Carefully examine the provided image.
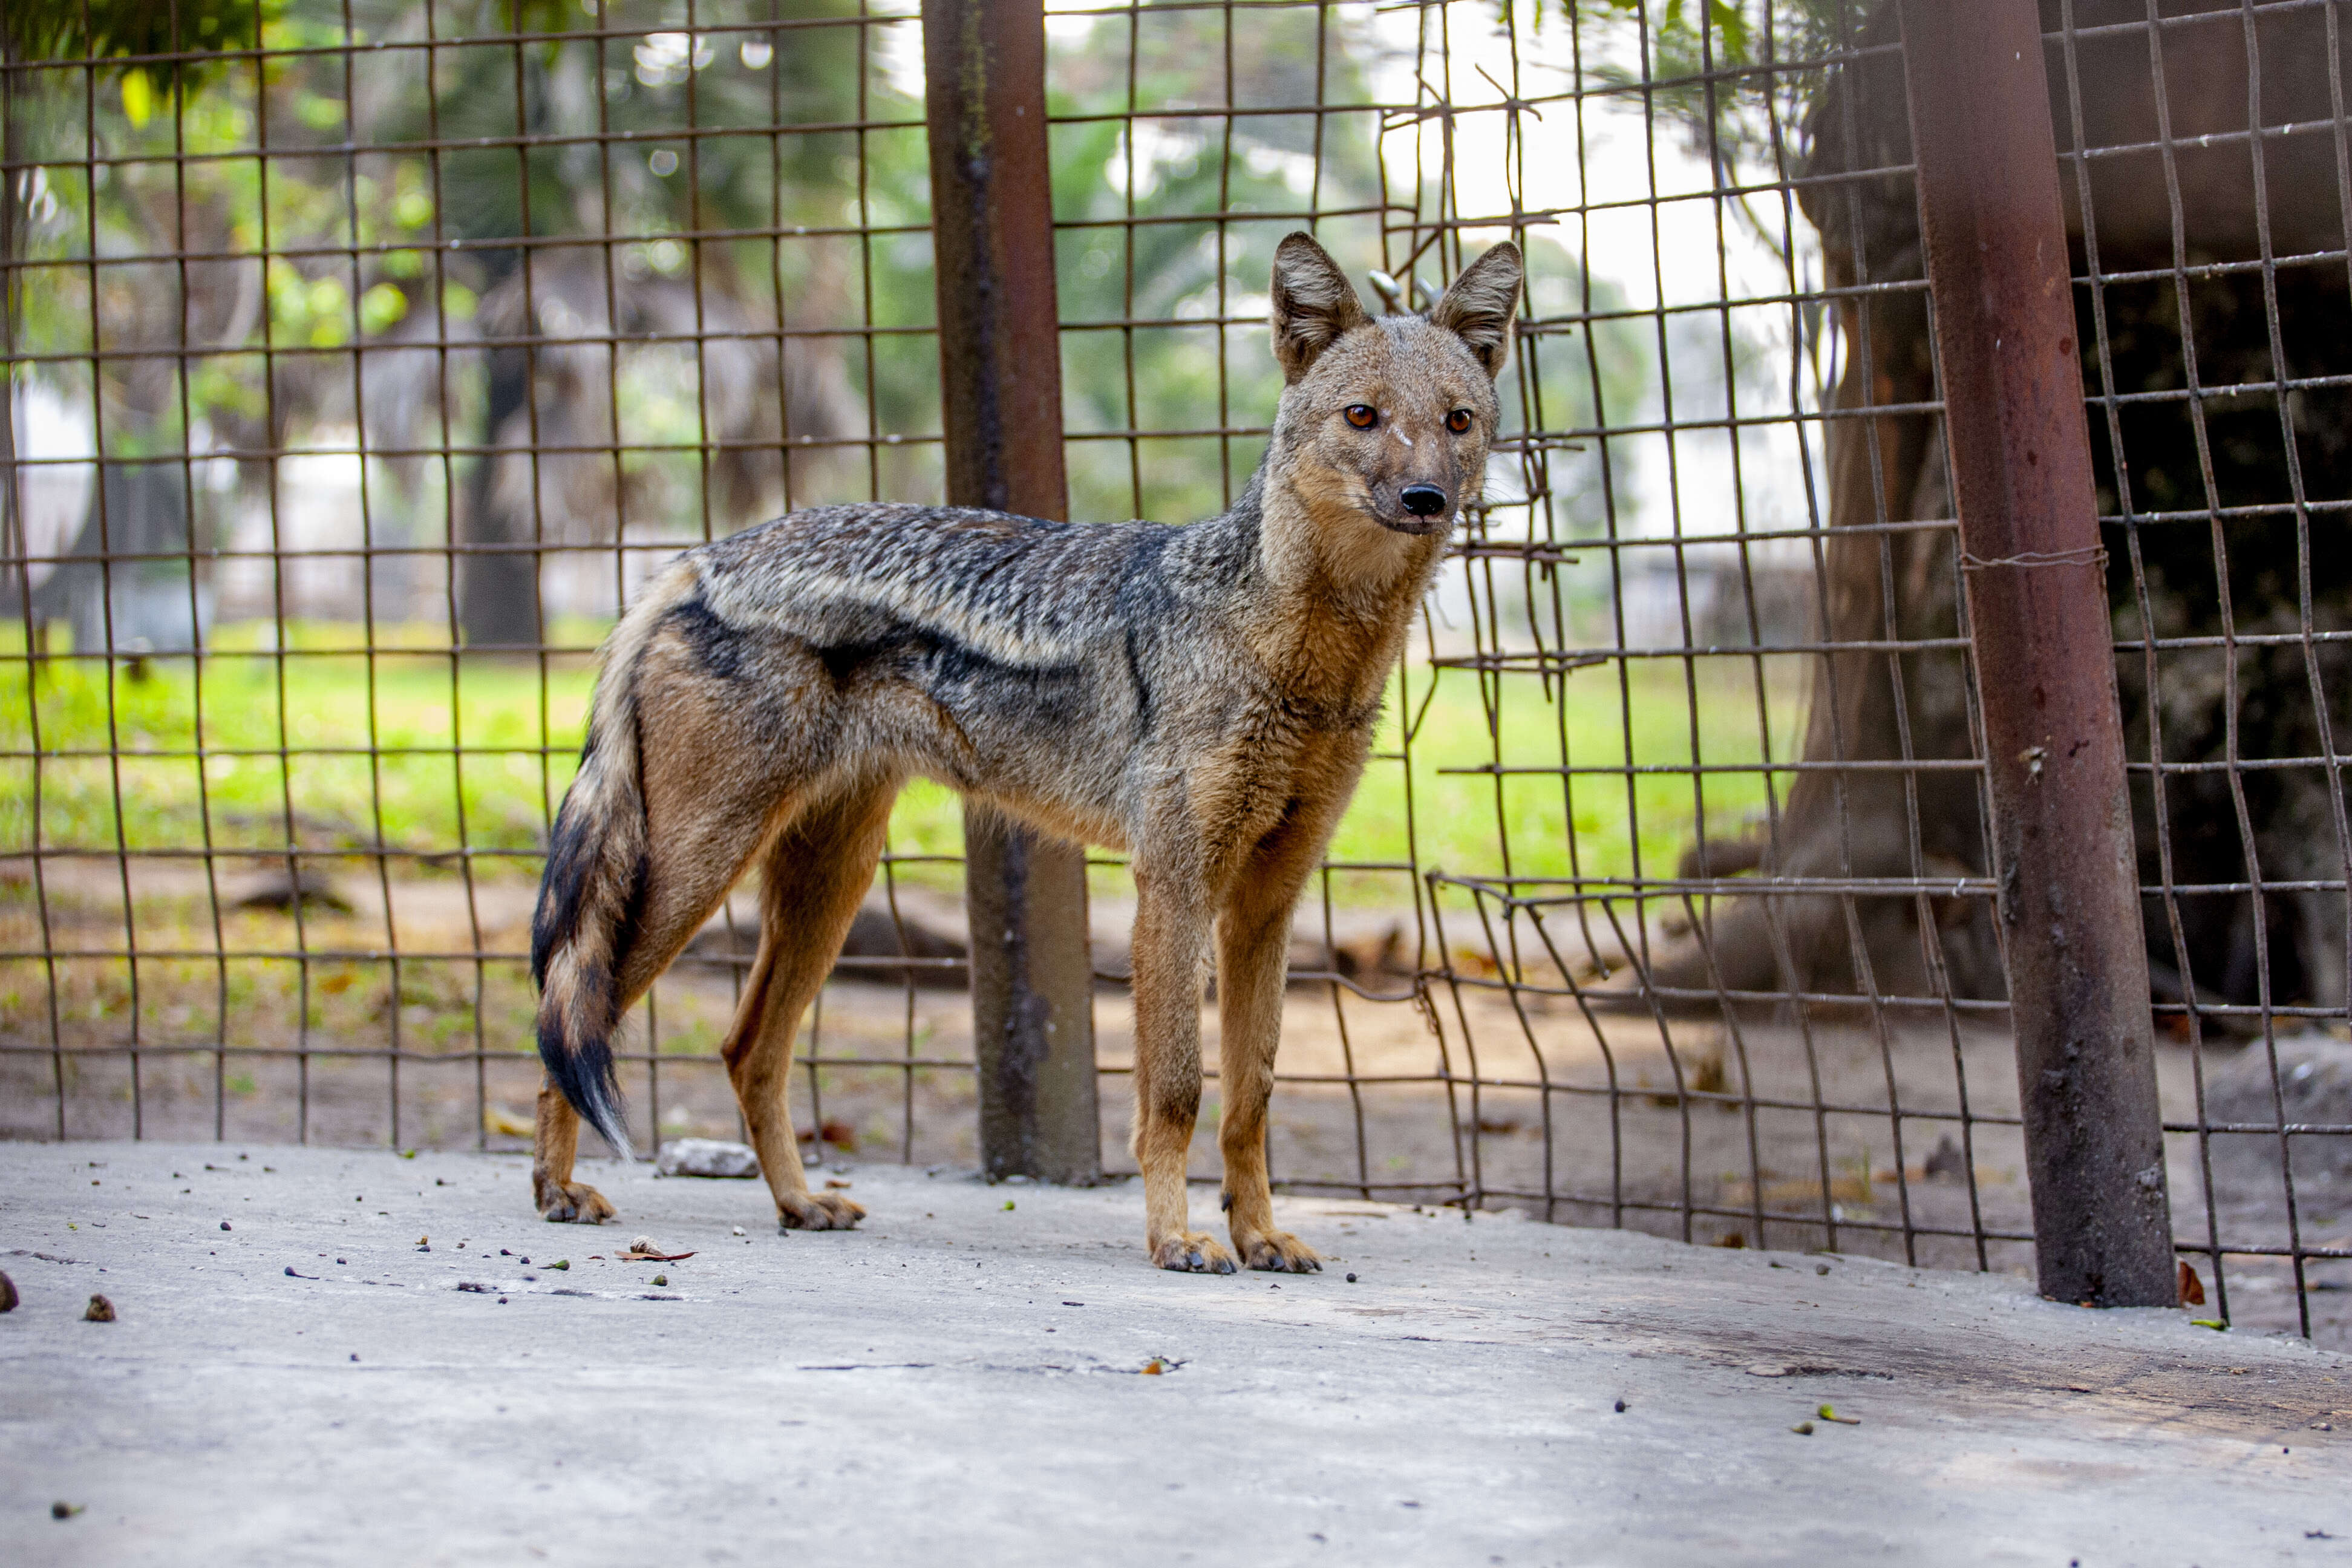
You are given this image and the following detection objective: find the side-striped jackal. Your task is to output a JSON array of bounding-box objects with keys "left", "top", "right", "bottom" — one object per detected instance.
[{"left": 529, "top": 232, "right": 1521, "bottom": 1272}]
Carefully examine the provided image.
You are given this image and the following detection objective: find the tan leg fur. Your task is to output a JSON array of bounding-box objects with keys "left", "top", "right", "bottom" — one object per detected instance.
[
  {"left": 1215, "top": 785, "right": 1350, "bottom": 1272},
  {"left": 1128, "top": 862, "right": 1233, "bottom": 1273},
  {"left": 532, "top": 1077, "right": 615, "bottom": 1223},
  {"left": 721, "top": 782, "right": 897, "bottom": 1230}
]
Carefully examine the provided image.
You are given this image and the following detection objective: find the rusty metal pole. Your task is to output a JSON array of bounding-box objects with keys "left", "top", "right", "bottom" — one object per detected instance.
[
  {"left": 921, "top": 0, "right": 1100, "bottom": 1184},
  {"left": 1897, "top": 0, "right": 2175, "bottom": 1305}
]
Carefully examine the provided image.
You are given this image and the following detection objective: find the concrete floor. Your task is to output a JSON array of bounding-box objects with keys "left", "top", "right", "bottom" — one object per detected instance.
[{"left": 4, "top": 1143, "right": 2347, "bottom": 1567}]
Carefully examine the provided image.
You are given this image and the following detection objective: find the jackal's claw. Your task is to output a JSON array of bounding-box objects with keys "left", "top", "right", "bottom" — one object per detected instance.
[
  {"left": 778, "top": 1192, "right": 865, "bottom": 1231},
  {"left": 538, "top": 1181, "right": 615, "bottom": 1225},
  {"left": 1153, "top": 1233, "right": 1238, "bottom": 1274},
  {"left": 1243, "top": 1232, "right": 1322, "bottom": 1273}
]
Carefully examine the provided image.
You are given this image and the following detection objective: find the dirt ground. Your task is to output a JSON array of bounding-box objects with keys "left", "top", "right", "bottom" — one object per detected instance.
[{"left": 5, "top": 864, "right": 2345, "bottom": 1346}]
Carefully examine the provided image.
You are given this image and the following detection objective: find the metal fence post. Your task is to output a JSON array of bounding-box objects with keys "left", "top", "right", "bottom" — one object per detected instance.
[
  {"left": 921, "top": 0, "right": 1101, "bottom": 1184},
  {"left": 1897, "top": 0, "right": 2176, "bottom": 1305}
]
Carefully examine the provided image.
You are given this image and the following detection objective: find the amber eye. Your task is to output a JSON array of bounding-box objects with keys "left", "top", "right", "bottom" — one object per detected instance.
[
  {"left": 1446, "top": 408, "right": 1473, "bottom": 434},
  {"left": 1344, "top": 404, "right": 1378, "bottom": 430}
]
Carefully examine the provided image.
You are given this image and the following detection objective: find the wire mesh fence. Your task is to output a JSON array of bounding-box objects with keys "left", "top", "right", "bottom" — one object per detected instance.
[{"left": 1, "top": 0, "right": 2345, "bottom": 1344}]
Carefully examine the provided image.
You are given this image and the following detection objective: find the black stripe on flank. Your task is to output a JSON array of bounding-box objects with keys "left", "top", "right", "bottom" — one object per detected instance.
[
  {"left": 667, "top": 592, "right": 748, "bottom": 681},
  {"left": 1125, "top": 626, "right": 1154, "bottom": 739}
]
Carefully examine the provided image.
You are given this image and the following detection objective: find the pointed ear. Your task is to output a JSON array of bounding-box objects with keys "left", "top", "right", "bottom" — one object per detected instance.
[
  {"left": 1269, "top": 232, "right": 1370, "bottom": 383},
  {"left": 1431, "top": 242, "right": 1523, "bottom": 377}
]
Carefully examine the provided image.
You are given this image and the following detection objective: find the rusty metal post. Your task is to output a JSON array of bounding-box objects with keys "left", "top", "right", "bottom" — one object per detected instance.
[
  {"left": 1897, "top": 0, "right": 2176, "bottom": 1305},
  {"left": 922, "top": 0, "right": 1100, "bottom": 1184}
]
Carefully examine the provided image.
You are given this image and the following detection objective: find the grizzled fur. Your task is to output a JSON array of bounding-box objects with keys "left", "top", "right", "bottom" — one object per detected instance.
[{"left": 529, "top": 232, "right": 1523, "bottom": 1267}]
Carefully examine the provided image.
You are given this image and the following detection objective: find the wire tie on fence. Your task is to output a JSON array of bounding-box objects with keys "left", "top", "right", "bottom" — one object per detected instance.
[{"left": 1958, "top": 545, "right": 2107, "bottom": 572}]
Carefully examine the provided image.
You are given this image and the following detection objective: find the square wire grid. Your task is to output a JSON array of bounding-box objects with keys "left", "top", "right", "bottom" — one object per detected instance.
[{"left": 1, "top": 0, "right": 2343, "bottom": 1342}]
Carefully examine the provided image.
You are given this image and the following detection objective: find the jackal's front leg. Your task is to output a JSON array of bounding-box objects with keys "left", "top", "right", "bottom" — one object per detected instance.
[
  {"left": 1129, "top": 870, "right": 1232, "bottom": 1273},
  {"left": 1215, "top": 811, "right": 1336, "bottom": 1273}
]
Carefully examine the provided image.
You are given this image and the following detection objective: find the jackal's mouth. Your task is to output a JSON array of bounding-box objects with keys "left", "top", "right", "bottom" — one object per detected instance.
[{"left": 1373, "top": 511, "right": 1453, "bottom": 537}]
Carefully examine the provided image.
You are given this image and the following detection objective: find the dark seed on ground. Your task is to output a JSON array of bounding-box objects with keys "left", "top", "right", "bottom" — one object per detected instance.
[
  {"left": 51, "top": 1501, "right": 82, "bottom": 1519},
  {"left": 1614, "top": 1400, "right": 1627, "bottom": 1413},
  {"left": 219, "top": 1221, "right": 231, "bottom": 1232},
  {"left": 1345, "top": 1273, "right": 1357, "bottom": 1283}
]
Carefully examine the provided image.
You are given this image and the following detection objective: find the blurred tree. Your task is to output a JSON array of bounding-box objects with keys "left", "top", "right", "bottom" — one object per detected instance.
[{"left": 1, "top": 0, "right": 266, "bottom": 655}]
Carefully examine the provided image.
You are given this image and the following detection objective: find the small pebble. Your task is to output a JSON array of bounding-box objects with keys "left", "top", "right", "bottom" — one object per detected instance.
[
  {"left": 730, "top": 1227, "right": 745, "bottom": 1238},
  {"left": 1345, "top": 1273, "right": 1357, "bottom": 1284},
  {"left": 83, "top": 1295, "right": 115, "bottom": 1323},
  {"left": 1815, "top": 1263, "right": 1830, "bottom": 1277},
  {"left": 219, "top": 1221, "right": 232, "bottom": 1232}
]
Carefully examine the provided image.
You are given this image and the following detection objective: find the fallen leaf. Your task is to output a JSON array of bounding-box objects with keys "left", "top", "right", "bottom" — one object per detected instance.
[
  {"left": 1789, "top": 1420, "right": 1814, "bottom": 1435},
  {"left": 1817, "top": 1404, "right": 1860, "bottom": 1425},
  {"left": 483, "top": 1105, "right": 535, "bottom": 1138},
  {"left": 2178, "top": 1260, "right": 2206, "bottom": 1306}
]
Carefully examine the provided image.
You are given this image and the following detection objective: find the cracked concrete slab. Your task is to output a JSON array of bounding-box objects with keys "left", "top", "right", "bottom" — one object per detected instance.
[{"left": 2, "top": 1142, "right": 2346, "bottom": 1566}]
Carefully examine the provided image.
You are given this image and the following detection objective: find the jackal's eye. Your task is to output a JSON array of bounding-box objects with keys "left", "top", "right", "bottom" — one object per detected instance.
[
  {"left": 1344, "top": 404, "right": 1379, "bottom": 430},
  {"left": 1446, "top": 408, "right": 1473, "bottom": 434}
]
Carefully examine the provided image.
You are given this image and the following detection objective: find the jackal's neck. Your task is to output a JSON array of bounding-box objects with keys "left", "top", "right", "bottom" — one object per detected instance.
[{"left": 1233, "top": 446, "right": 1446, "bottom": 705}]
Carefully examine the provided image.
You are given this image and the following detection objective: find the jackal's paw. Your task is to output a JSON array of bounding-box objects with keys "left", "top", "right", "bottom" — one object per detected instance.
[
  {"left": 1152, "top": 1232, "right": 1238, "bottom": 1274},
  {"left": 777, "top": 1192, "right": 865, "bottom": 1231},
  {"left": 538, "top": 1181, "right": 615, "bottom": 1225},
  {"left": 1241, "top": 1231, "right": 1322, "bottom": 1273}
]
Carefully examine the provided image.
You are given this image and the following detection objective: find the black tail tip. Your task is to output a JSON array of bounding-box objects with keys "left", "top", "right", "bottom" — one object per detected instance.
[{"left": 538, "top": 1024, "right": 636, "bottom": 1162}]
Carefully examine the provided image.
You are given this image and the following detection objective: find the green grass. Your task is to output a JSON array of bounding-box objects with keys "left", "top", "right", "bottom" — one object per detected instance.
[{"left": 0, "top": 621, "right": 1805, "bottom": 902}]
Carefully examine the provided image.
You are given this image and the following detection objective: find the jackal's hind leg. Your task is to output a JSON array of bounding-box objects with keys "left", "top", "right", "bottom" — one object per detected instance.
[
  {"left": 1130, "top": 869, "right": 1235, "bottom": 1273},
  {"left": 724, "top": 782, "right": 898, "bottom": 1232},
  {"left": 534, "top": 1076, "right": 616, "bottom": 1224}
]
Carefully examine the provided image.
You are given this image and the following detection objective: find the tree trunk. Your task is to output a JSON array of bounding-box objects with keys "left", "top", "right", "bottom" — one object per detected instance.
[
  {"left": 1651, "top": 0, "right": 2352, "bottom": 1023},
  {"left": 456, "top": 310, "right": 543, "bottom": 652}
]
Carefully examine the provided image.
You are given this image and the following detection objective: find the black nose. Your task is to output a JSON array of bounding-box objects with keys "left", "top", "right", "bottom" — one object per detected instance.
[{"left": 1400, "top": 485, "right": 1448, "bottom": 518}]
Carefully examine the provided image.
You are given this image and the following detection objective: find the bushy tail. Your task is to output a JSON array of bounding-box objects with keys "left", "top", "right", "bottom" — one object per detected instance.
[{"left": 529, "top": 564, "right": 695, "bottom": 1160}]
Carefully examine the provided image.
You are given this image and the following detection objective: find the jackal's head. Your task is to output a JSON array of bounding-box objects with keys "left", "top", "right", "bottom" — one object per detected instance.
[{"left": 1264, "top": 232, "right": 1522, "bottom": 544}]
